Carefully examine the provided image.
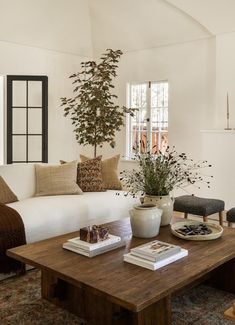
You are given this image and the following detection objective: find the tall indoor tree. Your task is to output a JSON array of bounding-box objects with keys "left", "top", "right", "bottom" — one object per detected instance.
[{"left": 61, "top": 49, "right": 134, "bottom": 157}]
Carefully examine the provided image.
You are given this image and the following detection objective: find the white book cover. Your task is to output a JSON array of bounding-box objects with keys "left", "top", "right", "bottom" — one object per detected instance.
[
  {"left": 63, "top": 240, "right": 126, "bottom": 258},
  {"left": 67, "top": 234, "right": 121, "bottom": 251},
  {"left": 130, "top": 240, "right": 181, "bottom": 262},
  {"left": 124, "top": 249, "right": 188, "bottom": 271},
  {"left": 63, "top": 243, "right": 90, "bottom": 257}
]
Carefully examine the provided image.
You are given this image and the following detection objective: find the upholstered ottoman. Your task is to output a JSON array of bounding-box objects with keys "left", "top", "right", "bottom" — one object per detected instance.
[
  {"left": 226, "top": 208, "right": 235, "bottom": 227},
  {"left": 174, "top": 195, "right": 225, "bottom": 226}
]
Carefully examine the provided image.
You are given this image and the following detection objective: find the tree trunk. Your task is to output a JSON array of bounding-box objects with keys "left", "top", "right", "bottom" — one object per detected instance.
[
  {"left": 94, "top": 144, "right": 97, "bottom": 158},
  {"left": 94, "top": 123, "right": 97, "bottom": 158}
]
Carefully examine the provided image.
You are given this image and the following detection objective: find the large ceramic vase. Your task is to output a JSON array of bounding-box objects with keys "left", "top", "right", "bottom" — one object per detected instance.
[
  {"left": 144, "top": 195, "right": 174, "bottom": 226},
  {"left": 129, "top": 204, "right": 162, "bottom": 238}
]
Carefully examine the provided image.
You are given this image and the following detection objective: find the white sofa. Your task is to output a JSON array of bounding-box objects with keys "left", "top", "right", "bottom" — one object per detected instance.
[{"left": 0, "top": 163, "right": 138, "bottom": 244}]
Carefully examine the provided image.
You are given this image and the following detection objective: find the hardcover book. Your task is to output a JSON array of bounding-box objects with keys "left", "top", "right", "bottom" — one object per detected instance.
[
  {"left": 130, "top": 240, "right": 181, "bottom": 262},
  {"left": 63, "top": 239, "right": 126, "bottom": 257},
  {"left": 124, "top": 249, "right": 188, "bottom": 271},
  {"left": 67, "top": 234, "right": 121, "bottom": 251}
]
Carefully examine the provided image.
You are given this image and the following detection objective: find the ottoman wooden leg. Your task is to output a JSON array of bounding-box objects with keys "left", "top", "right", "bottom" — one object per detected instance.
[
  {"left": 219, "top": 211, "right": 223, "bottom": 226},
  {"left": 228, "top": 222, "right": 232, "bottom": 227},
  {"left": 203, "top": 216, "right": 208, "bottom": 222},
  {"left": 184, "top": 213, "right": 188, "bottom": 219}
]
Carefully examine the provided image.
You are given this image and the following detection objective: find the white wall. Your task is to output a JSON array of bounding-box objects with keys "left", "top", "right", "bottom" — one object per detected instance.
[
  {"left": 200, "top": 130, "right": 235, "bottom": 209},
  {"left": 215, "top": 32, "right": 235, "bottom": 128},
  {"left": 0, "top": 40, "right": 90, "bottom": 163},
  {"left": 197, "top": 32, "right": 235, "bottom": 209}
]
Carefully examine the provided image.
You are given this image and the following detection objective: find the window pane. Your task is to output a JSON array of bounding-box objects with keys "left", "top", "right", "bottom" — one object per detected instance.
[
  {"left": 13, "top": 81, "right": 26, "bottom": 107},
  {"left": 132, "top": 129, "right": 138, "bottom": 153},
  {"left": 151, "top": 82, "right": 168, "bottom": 108},
  {"left": 161, "top": 132, "right": 168, "bottom": 152},
  {"left": 28, "top": 81, "right": 42, "bottom": 107},
  {"left": 28, "top": 108, "right": 42, "bottom": 134},
  {"left": 28, "top": 136, "right": 42, "bottom": 161},
  {"left": 13, "top": 135, "right": 26, "bottom": 161},
  {"left": 152, "top": 132, "right": 159, "bottom": 153},
  {"left": 140, "top": 131, "right": 147, "bottom": 153},
  {"left": 129, "top": 83, "right": 147, "bottom": 155},
  {"left": 13, "top": 108, "right": 26, "bottom": 134},
  {"left": 151, "top": 81, "right": 168, "bottom": 153},
  {"left": 131, "top": 84, "right": 147, "bottom": 109}
]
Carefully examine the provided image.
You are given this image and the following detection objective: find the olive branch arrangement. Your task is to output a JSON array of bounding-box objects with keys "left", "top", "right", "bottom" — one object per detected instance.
[{"left": 120, "top": 146, "right": 212, "bottom": 197}]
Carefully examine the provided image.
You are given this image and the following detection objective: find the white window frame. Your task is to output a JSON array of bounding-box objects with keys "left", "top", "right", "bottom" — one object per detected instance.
[{"left": 126, "top": 80, "right": 169, "bottom": 158}]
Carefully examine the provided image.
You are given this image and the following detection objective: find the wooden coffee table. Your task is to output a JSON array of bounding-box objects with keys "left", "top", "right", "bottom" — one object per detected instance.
[{"left": 7, "top": 218, "right": 235, "bottom": 325}]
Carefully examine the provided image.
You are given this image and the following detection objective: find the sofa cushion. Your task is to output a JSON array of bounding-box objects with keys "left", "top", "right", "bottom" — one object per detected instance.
[
  {"left": 35, "top": 161, "right": 83, "bottom": 196},
  {"left": 0, "top": 176, "right": 18, "bottom": 204},
  {"left": 8, "top": 191, "right": 138, "bottom": 243},
  {"left": 80, "top": 154, "right": 122, "bottom": 190},
  {"left": 77, "top": 156, "right": 104, "bottom": 192}
]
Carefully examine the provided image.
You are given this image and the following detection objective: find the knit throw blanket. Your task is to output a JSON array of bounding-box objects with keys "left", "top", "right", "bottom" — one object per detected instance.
[{"left": 0, "top": 204, "right": 26, "bottom": 274}]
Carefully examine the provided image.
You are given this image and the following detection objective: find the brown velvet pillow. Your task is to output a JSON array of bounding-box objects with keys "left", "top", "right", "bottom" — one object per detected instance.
[
  {"left": 80, "top": 154, "right": 122, "bottom": 190},
  {"left": 60, "top": 157, "right": 104, "bottom": 192},
  {"left": 0, "top": 176, "right": 18, "bottom": 204},
  {"left": 77, "top": 156, "right": 104, "bottom": 192}
]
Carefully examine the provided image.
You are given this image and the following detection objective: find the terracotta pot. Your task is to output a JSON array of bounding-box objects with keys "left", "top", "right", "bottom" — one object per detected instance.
[
  {"left": 144, "top": 195, "right": 174, "bottom": 226},
  {"left": 129, "top": 203, "right": 162, "bottom": 238}
]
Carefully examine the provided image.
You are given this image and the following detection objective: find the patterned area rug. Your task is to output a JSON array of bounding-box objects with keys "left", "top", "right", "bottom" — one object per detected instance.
[{"left": 0, "top": 269, "right": 234, "bottom": 325}]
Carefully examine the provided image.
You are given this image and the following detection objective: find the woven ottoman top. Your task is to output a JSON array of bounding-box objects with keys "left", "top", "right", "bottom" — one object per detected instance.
[{"left": 174, "top": 195, "right": 225, "bottom": 217}]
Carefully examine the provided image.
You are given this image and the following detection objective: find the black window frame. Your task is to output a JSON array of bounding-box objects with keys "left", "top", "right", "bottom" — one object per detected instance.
[{"left": 7, "top": 75, "right": 48, "bottom": 164}]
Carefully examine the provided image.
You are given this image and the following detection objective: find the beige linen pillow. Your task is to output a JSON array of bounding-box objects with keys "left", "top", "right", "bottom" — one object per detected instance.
[
  {"left": 80, "top": 154, "right": 122, "bottom": 190},
  {"left": 35, "top": 161, "right": 83, "bottom": 196},
  {"left": 0, "top": 176, "right": 18, "bottom": 204}
]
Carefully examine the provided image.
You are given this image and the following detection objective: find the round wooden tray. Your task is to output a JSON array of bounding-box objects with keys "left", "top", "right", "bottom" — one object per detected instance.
[{"left": 171, "top": 220, "right": 223, "bottom": 241}]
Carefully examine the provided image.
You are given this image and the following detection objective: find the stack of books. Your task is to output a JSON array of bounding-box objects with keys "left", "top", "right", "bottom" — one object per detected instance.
[
  {"left": 124, "top": 240, "right": 188, "bottom": 270},
  {"left": 63, "top": 234, "right": 125, "bottom": 257}
]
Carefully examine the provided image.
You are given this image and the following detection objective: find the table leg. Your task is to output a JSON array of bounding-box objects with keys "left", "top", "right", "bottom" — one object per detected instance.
[
  {"left": 132, "top": 296, "right": 172, "bottom": 325},
  {"left": 208, "top": 258, "right": 235, "bottom": 293},
  {"left": 41, "top": 270, "right": 172, "bottom": 325}
]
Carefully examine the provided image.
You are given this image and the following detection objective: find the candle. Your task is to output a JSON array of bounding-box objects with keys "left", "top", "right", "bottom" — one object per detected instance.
[
  {"left": 225, "top": 92, "right": 231, "bottom": 129},
  {"left": 227, "top": 92, "right": 229, "bottom": 119}
]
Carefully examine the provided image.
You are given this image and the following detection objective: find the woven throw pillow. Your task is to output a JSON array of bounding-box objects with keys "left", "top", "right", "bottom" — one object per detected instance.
[
  {"left": 80, "top": 154, "right": 122, "bottom": 190},
  {"left": 77, "top": 156, "right": 104, "bottom": 192},
  {"left": 35, "top": 161, "right": 83, "bottom": 197},
  {"left": 0, "top": 176, "right": 18, "bottom": 204}
]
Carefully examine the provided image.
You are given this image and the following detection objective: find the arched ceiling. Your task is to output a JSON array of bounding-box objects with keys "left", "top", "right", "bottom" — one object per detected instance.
[
  {"left": 0, "top": 0, "right": 93, "bottom": 57},
  {"left": 166, "top": 0, "right": 235, "bottom": 35},
  {"left": 88, "top": 0, "right": 211, "bottom": 55},
  {"left": 0, "top": 0, "right": 235, "bottom": 57}
]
